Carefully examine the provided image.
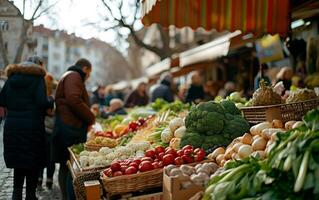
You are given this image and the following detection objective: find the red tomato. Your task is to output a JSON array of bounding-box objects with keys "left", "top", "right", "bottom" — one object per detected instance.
[
  {"left": 141, "top": 157, "right": 153, "bottom": 163},
  {"left": 129, "top": 162, "right": 138, "bottom": 169},
  {"left": 113, "top": 171, "right": 123, "bottom": 176},
  {"left": 110, "top": 162, "right": 121, "bottom": 172},
  {"left": 165, "top": 148, "right": 177, "bottom": 157},
  {"left": 105, "top": 133, "right": 113, "bottom": 138},
  {"left": 155, "top": 146, "right": 165, "bottom": 155},
  {"left": 158, "top": 152, "right": 165, "bottom": 161},
  {"left": 138, "top": 118, "right": 146, "bottom": 125},
  {"left": 139, "top": 161, "right": 154, "bottom": 172},
  {"left": 183, "top": 149, "right": 193, "bottom": 156},
  {"left": 133, "top": 159, "right": 141, "bottom": 165},
  {"left": 125, "top": 166, "right": 138, "bottom": 175},
  {"left": 194, "top": 155, "right": 204, "bottom": 162},
  {"left": 129, "top": 122, "right": 138, "bottom": 131},
  {"left": 194, "top": 148, "right": 206, "bottom": 158},
  {"left": 103, "top": 168, "right": 113, "bottom": 177},
  {"left": 145, "top": 149, "right": 156, "bottom": 159},
  {"left": 120, "top": 165, "right": 128, "bottom": 173},
  {"left": 154, "top": 158, "right": 159, "bottom": 162},
  {"left": 182, "top": 155, "right": 193, "bottom": 164},
  {"left": 158, "top": 161, "right": 164, "bottom": 168},
  {"left": 162, "top": 154, "right": 174, "bottom": 166},
  {"left": 152, "top": 162, "right": 161, "bottom": 169},
  {"left": 174, "top": 157, "right": 184, "bottom": 165},
  {"left": 177, "top": 150, "right": 184, "bottom": 157},
  {"left": 182, "top": 145, "right": 194, "bottom": 151}
]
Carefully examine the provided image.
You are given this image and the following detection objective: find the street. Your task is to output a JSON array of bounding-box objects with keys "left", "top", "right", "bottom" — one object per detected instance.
[{"left": 0, "top": 124, "right": 61, "bottom": 200}]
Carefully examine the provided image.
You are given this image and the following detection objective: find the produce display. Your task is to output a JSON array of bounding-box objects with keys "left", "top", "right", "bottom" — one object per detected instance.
[
  {"left": 165, "top": 162, "right": 219, "bottom": 187},
  {"left": 181, "top": 100, "right": 250, "bottom": 151},
  {"left": 203, "top": 109, "right": 319, "bottom": 200},
  {"left": 79, "top": 142, "right": 151, "bottom": 168},
  {"left": 286, "top": 88, "right": 318, "bottom": 103},
  {"left": 251, "top": 80, "right": 282, "bottom": 106},
  {"left": 101, "top": 145, "right": 206, "bottom": 177}
]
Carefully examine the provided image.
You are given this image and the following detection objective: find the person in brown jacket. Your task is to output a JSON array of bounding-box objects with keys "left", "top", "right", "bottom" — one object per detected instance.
[{"left": 53, "top": 58, "right": 95, "bottom": 200}]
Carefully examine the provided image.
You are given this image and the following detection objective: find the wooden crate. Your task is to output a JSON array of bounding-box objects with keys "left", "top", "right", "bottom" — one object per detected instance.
[{"left": 163, "top": 171, "right": 204, "bottom": 200}]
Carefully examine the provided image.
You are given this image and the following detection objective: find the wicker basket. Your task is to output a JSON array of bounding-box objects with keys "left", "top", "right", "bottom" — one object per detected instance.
[
  {"left": 241, "top": 99, "right": 319, "bottom": 124},
  {"left": 84, "top": 143, "right": 105, "bottom": 151},
  {"left": 101, "top": 168, "right": 164, "bottom": 196},
  {"left": 68, "top": 147, "right": 106, "bottom": 175}
]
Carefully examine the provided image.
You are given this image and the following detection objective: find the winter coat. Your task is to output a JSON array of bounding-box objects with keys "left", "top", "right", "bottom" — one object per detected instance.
[
  {"left": 0, "top": 62, "right": 53, "bottom": 169},
  {"left": 151, "top": 80, "right": 174, "bottom": 103},
  {"left": 185, "top": 84, "right": 205, "bottom": 103},
  {"left": 55, "top": 66, "right": 95, "bottom": 129},
  {"left": 125, "top": 90, "right": 149, "bottom": 108},
  {"left": 101, "top": 107, "right": 127, "bottom": 119},
  {"left": 53, "top": 65, "right": 95, "bottom": 163}
]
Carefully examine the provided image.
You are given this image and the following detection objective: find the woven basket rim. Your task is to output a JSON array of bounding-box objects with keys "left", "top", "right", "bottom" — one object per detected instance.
[
  {"left": 100, "top": 168, "right": 163, "bottom": 181},
  {"left": 241, "top": 98, "right": 319, "bottom": 110}
]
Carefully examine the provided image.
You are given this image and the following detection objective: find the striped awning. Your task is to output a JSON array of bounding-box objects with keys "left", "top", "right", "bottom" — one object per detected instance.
[{"left": 142, "top": 0, "right": 290, "bottom": 35}]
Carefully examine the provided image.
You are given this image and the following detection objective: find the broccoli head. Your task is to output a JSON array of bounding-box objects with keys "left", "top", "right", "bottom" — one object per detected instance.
[
  {"left": 180, "top": 131, "right": 204, "bottom": 149},
  {"left": 201, "top": 135, "right": 230, "bottom": 151},
  {"left": 222, "top": 115, "right": 250, "bottom": 140},
  {"left": 185, "top": 101, "right": 225, "bottom": 135},
  {"left": 220, "top": 100, "right": 241, "bottom": 115}
]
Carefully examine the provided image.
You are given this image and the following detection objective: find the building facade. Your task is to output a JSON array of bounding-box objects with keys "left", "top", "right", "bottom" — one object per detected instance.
[
  {"left": 0, "top": 0, "right": 33, "bottom": 68},
  {"left": 33, "top": 25, "right": 132, "bottom": 88}
]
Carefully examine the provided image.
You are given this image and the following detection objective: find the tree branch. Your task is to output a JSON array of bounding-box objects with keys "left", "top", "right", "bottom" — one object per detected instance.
[
  {"left": 0, "top": 30, "right": 9, "bottom": 67},
  {"left": 30, "top": 0, "right": 43, "bottom": 20},
  {"left": 32, "top": 0, "right": 59, "bottom": 20}
]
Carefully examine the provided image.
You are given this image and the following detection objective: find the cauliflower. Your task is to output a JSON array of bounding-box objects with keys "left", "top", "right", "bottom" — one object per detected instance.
[
  {"left": 93, "top": 156, "right": 106, "bottom": 167},
  {"left": 161, "top": 128, "right": 173, "bottom": 143},
  {"left": 174, "top": 126, "right": 186, "bottom": 138},
  {"left": 135, "top": 150, "right": 145, "bottom": 158},
  {"left": 79, "top": 156, "right": 90, "bottom": 167},
  {"left": 116, "top": 146, "right": 133, "bottom": 156},
  {"left": 79, "top": 150, "right": 90, "bottom": 157},
  {"left": 130, "top": 142, "right": 150, "bottom": 151},
  {"left": 99, "top": 147, "right": 113, "bottom": 155},
  {"left": 169, "top": 117, "right": 184, "bottom": 133}
]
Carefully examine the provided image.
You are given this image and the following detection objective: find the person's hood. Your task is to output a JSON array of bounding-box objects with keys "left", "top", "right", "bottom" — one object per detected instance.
[
  {"left": 5, "top": 62, "right": 45, "bottom": 89},
  {"left": 5, "top": 62, "right": 46, "bottom": 78}
]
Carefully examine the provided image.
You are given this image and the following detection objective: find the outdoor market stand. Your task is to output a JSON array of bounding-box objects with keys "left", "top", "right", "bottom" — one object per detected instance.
[{"left": 67, "top": 1, "right": 319, "bottom": 199}]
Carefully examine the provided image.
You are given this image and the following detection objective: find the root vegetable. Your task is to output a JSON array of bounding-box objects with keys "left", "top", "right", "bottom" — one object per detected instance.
[
  {"left": 242, "top": 133, "right": 253, "bottom": 145},
  {"left": 170, "top": 168, "right": 183, "bottom": 177},
  {"left": 231, "top": 152, "right": 237, "bottom": 159},
  {"left": 285, "top": 121, "right": 296, "bottom": 130},
  {"left": 169, "top": 118, "right": 184, "bottom": 133},
  {"left": 251, "top": 122, "right": 272, "bottom": 135},
  {"left": 238, "top": 145, "right": 253, "bottom": 159},
  {"left": 261, "top": 128, "right": 283, "bottom": 140},
  {"left": 253, "top": 135, "right": 260, "bottom": 140},
  {"left": 220, "top": 159, "right": 226, "bottom": 167},
  {"left": 216, "top": 154, "right": 224, "bottom": 165},
  {"left": 232, "top": 142, "right": 243, "bottom": 152},
  {"left": 224, "top": 149, "right": 234, "bottom": 160},
  {"left": 252, "top": 137, "right": 267, "bottom": 151},
  {"left": 208, "top": 147, "right": 225, "bottom": 160},
  {"left": 292, "top": 121, "right": 304, "bottom": 129},
  {"left": 174, "top": 126, "right": 186, "bottom": 138},
  {"left": 272, "top": 119, "right": 284, "bottom": 128},
  {"left": 180, "top": 165, "right": 195, "bottom": 176},
  {"left": 251, "top": 151, "right": 266, "bottom": 159}
]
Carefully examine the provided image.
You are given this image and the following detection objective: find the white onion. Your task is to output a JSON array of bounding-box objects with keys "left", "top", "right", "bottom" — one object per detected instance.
[
  {"left": 238, "top": 145, "right": 253, "bottom": 159},
  {"left": 252, "top": 137, "right": 267, "bottom": 151}
]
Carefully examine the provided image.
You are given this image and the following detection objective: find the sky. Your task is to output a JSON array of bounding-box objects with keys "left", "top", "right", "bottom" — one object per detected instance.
[{"left": 13, "top": 0, "right": 138, "bottom": 49}]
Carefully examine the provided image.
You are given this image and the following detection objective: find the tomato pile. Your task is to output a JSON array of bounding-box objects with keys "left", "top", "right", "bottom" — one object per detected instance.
[{"left": 102, "top": 145, "right": 206, "bottom": 177}]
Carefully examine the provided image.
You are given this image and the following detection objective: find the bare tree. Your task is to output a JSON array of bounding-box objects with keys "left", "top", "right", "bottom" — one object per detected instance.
[
  {"left": 100, "top": 0, "right": 173, "bottom": 60},
  {"left": 0, "top": 0, "right": 58, "bottom": 65}
]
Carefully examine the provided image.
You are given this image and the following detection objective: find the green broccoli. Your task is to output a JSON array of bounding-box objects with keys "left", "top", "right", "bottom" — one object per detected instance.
[
  {"left": 180, "top": 131, "right": 204, "bottom": 149},
  {"left": 185, "top": 101, "right": 225, "bottom": 135},
  {"left": 201, "top": 135, "right": 229, "bottom": 151},
  {"left": 222, "top": 115, "right": 250, "bottom": 140},
  {"left": 220, "top": 100, "right": 241, "bottom": 115}
]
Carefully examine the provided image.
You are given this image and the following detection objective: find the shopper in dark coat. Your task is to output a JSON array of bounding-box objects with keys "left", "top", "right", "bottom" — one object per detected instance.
[
  {"left": 53, "top": 58, "right": 95, "bottom": 200},
  {"left": 151, "top": 73, "right": 174, "bottom": 103},
  {"left": 125, "top": 82, "right": 149, "bottom": 107},
  {"left": 0, "top": 60, "right": 53, "bottom": 200},
  {"left": 185, "top": 71, "right": 205, "bottom": 103}
]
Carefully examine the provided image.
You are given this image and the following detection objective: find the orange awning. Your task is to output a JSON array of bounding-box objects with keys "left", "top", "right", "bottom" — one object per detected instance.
[{"left": 142, "top": 0, "right": 290, "bottom": 35}]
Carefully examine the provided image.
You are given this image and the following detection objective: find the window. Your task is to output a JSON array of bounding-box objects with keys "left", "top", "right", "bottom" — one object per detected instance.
[
  {"left": 53, "top": 52, "right": 60, "bottom": 60},
  {"left": 4, "top": 42, "right": 8, "bottom": 52},
  {"left": 43, "top": 44, "right": 48, "bottom": 51},
  {"left": 0, "top": 21, "right": 9, "bottom": 31}
]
